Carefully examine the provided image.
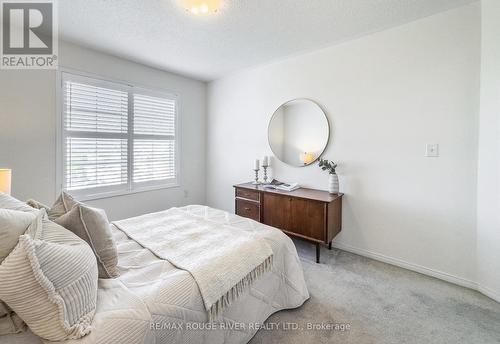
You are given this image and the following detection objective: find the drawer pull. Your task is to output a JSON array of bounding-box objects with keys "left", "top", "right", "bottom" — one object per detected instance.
[{"left": 244, "top": 207, "right": 251, "bottom": 211}]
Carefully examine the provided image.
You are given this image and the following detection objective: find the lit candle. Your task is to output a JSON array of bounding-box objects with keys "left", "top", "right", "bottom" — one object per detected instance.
[
  {"left": 254, "top": 159, "right": 260, "bottom": 170},
  {"left": 262, "top": 156, "right": 269, "bottom": 167},
  {"left": 300, "top": 152, "right": 315, "bottom": 165}
]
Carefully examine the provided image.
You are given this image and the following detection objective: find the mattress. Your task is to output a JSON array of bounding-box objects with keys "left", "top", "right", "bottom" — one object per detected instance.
[{"left": 1, "top": 205, "right": 309, "bottom": 344}]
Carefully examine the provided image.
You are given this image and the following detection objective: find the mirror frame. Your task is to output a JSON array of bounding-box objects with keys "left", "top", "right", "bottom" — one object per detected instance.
[{"left": 267, "top": 98, "right": 330, "bottom": 167}]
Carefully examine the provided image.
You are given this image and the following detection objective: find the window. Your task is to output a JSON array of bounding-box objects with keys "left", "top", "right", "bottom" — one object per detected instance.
[{"left": 59, "top": 72, "right": 179, "bottom": 200}]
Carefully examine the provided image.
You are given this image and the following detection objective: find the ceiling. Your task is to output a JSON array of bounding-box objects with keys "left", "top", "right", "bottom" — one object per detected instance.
[{"left": 59, "top": 0, "right": 476, "bottom": 81}]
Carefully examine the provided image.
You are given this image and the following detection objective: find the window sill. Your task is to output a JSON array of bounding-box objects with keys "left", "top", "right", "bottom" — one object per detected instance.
[{"left": 72, "top": 182, "right": 180, "bottom": 202}]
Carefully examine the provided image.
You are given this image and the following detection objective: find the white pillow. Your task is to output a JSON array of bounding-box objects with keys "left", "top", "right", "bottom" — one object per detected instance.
[
  {"left": 0, "top": 209, "right": 36, "bottom": 262},
  {"left": 0, "top": 210, "right": 98, "bottom": 341},
  {"left": 0, "top": 194, "right": 39, "bottom": 334},
  {"left": 0, "top": 192, "right": 38, "bottom": 213}
]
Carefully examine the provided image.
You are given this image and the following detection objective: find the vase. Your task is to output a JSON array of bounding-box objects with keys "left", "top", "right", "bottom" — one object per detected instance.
[{"left": 328, "top": 173, "right": 339, "bottom": 194}]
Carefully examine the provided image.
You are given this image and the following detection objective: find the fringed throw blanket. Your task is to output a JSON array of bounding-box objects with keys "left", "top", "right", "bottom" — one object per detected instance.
[{"left": 112, "top": 207, "right": 273, "bottom": 320}]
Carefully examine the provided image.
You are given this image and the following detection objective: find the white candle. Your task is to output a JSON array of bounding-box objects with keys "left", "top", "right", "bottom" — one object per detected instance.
[
  {"left": 262, "top": 156, "right": 269, "bottom": 167},
  {"left": 254, "top": 159, "right": 260, "bottom": 170}
]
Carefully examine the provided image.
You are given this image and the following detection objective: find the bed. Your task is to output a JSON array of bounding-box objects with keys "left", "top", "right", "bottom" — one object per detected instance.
[{"left": 2, "top": 205, "right": 309, "bottom": 344}]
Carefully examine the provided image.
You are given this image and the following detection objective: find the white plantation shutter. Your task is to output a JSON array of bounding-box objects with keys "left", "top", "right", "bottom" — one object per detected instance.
[
  {"left": 133, "top": 94, "right": 176, "bottom": 184},
  {"left": 64, "top": 82, "right": 128, "bottom": 134},
  {"left": 133, "top": 94, "right": 175, "bottom": 136},
  {"left": 65, "top": 137, "right": 128, "bottom": 190},
  {"left": 61, "top": 72, "right": 179, "bottom": 199},
  {"left": 134, "top": 140, "right": 176, "bottom": 183}
]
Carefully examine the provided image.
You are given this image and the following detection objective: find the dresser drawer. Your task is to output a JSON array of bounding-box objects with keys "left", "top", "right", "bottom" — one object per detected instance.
[
  {"left": 236, "top": 188, "right": 260, "bottom": 202},
  {"left": 236, "top": 199, "right": 260, "bottom": 221}
]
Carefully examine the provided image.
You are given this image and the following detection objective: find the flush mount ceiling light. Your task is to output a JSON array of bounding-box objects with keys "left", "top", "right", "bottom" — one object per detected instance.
[{"left": 182, "top": 0, "right": 220, "bottom": 15}]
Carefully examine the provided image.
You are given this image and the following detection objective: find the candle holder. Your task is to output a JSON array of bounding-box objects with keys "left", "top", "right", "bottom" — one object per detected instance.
[
  {"left": 252, "top": 169, "right": 260, "bottom": 185},
  {"left": 262, "top": 165, "right": 269, "bottom": 184}
]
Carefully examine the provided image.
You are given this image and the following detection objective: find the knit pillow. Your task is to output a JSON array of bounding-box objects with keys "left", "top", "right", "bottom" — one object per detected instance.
[
  {"left": 0, "top": 211, "right": 98, "bottom": 341},
  {"left": 55, "top": 204, "right": 120, "bottom": 279},
  {"left": 26, "top": 199, "right": 51, "bottom": 212}
]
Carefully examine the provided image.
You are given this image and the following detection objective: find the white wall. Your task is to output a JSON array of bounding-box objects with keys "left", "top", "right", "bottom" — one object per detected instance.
[
  {"left": 0, "top": 41, "right": 206, "bottom": 220},
  {"left": 476, "top": 0, "right": 500, "bottom": 302},
  {"left": 207, "top": 4, "right": 480, "bottom": 285}
]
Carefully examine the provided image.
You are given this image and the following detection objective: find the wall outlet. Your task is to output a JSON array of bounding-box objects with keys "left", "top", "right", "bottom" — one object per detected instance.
[{"left": 425, "top": 144, "right": 439, "bottom": 157}]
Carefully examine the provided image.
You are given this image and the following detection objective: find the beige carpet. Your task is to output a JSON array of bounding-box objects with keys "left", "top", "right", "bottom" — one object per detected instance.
[{"left": 250, "top": 240, "right": 500, "bottom": 344}]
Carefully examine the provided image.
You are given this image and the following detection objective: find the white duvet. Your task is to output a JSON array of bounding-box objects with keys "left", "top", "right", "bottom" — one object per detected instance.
[{"left": 2, "top": 205, "right": 309, "bottom": 344}]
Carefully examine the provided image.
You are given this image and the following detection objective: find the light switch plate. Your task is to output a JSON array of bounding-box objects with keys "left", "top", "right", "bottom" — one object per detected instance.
[{"left": 425, "top": 144, "right": 439, "bottom": 157}]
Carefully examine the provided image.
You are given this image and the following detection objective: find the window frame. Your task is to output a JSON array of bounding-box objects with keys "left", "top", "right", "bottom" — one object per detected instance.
[{"left": 56, "top": 69, "right": 181, "bottom": 201}]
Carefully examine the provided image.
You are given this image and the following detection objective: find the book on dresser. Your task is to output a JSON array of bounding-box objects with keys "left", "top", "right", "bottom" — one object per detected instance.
[
  {"left": 262, "top": 179, "right": 300, "bottom": 192},
  {"left": 234, "top": 182, "right": 343, "bottom": 263}
]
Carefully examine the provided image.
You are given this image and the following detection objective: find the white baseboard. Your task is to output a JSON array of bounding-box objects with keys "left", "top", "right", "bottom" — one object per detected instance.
[
  {"left": 331, "top": 241, "right": 478, "bottom": 290},
  {"left": 332, "top": 241, "right": 500, "bottom": 304},
  {"left": 330, "top": 241, "right": 500, "bottom": 304},
  {"left": 477, "top": 285, "right": 500, "bottom": 303}
]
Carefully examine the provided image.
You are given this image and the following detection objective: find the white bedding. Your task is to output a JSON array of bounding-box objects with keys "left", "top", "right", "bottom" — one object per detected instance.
[
  {"left": 113, "top": 206, "right": 274, "bottom": 321},
  {"left": 1, "top": 205, "right": 309, "bottom": 344}
]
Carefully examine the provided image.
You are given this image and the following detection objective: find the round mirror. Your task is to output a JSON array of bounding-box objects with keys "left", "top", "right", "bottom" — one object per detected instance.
[{"left": 268, "top": 99, "right": 329, "bottom": 167}]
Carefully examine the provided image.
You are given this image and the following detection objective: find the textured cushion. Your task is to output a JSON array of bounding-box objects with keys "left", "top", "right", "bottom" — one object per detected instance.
[
  {"left": 0, "top": 301, "right": 8, "bottom": 316},
  {"left": 26, "top": 199, "right": 51, "bottom": 212},
  {"left": 0, "top": 192, "right": 38, "bottom": 213},
  {"left": 55, "top": 204, "right": 120, "bottom": 279},
  {"left": 0, "top": 211, "right": 98, "bottom": 341},
  {"left": 0, "top": 302, "right": 25, "bottom": 335},
  {"left": 0, "top": 194, "right": 39, "bottom": 334},
  {"left": 0, "top": 209, "right": 35, "bottom": 335},
  {"left": 47, "top": 192, "right": 78, "bottom": 220},
  {"left": 0, "top": 209, "right": 36, "bottom": 262}
]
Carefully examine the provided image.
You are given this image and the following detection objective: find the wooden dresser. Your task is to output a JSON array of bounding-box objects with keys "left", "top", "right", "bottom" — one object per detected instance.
[{"left": 234, "top": 182, "right": 343, "bottom": 263}]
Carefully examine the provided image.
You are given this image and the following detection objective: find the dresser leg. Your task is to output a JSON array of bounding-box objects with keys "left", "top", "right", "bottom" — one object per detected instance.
[
  {"left": 328, "top": 241, "right": 332, "bottom": 250},
  {"left": 316, "top": 243, "right": 320, "bottom": 263}
]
